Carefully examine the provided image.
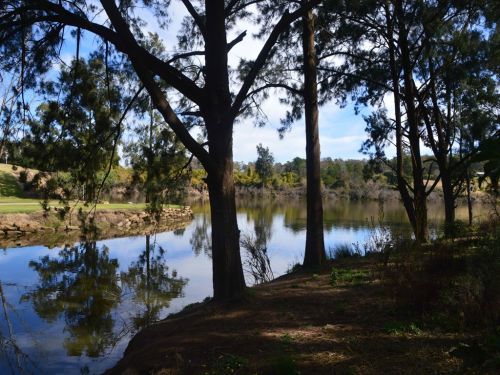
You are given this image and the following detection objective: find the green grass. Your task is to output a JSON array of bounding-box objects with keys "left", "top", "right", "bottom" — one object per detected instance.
[
  {"left": 0, "top": 200, "right": 182, "bottom": 214},
  {"left": 0, "top": 164, "right": 181, "bottom": 214},
  {"left": 0, "top": 170, "right": 23, "bottom": 197}
]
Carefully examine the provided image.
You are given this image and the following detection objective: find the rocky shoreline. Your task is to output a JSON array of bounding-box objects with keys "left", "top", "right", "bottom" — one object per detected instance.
[{"left": 0, "top": 206, "right": 194, "bottom": 248}]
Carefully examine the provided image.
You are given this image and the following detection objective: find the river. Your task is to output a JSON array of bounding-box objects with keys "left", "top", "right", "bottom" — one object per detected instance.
[{"left": 0, "top": 199, "right": 490, "bottom": 374}]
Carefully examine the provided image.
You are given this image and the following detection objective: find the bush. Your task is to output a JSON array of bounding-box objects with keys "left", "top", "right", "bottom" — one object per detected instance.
[
  {"left": 19, "top": 170, "right": 28, "bottom": 183},
  {"left": 381, "top": 228, "right": 500, "bottom": 329},
  {"left": 328, "top": 243, "right": 361, "bottom": 259}
]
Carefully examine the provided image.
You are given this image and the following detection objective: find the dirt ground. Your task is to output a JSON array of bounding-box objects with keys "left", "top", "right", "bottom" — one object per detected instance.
[{"left": 106, "top": 257, "right": 490, "bottom": 375}]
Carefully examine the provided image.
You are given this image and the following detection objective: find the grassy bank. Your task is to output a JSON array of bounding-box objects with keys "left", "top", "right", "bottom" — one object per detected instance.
[
  {"left": 0, "top": 199, "right": 149, "bottom": 214},
  {"left": 108, "top": 226, "right": 500, "bottom": 374}
]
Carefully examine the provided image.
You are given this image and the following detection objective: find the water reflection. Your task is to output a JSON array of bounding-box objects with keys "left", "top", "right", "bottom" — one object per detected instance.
[
  {"left": 241, "top": 202, "right": 274, "bottom": 284},
  {"left": 190, "top": 214, "right": 212, "bottom": 257},
  {"left": 22, "top": 242, "right": 122, "bottom": 358},
  {"left": 121, "top": 235, "right": 187, "bottom": 330},
  {"left": 0, "top": 281, "right": 40, "bottom": 374}
]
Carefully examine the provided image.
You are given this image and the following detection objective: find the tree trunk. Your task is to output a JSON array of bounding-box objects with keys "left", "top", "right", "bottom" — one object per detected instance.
[
  {"left": 202, "top": 0, "right": 246, "bottom": 300},
  {"left": 395, "top": 0, "right": 429, "bottom": 243},
  {"left": 385, "top": 1, "right": 417, "bottom": 235},
  {"left": 465, "top": 168, "right": 473, "bottom": 226},
  {"left": 441, "top": 170, "right": 456, "bottom": 235},
  {"left": 302, "top": 2, "right": 326, "bottom": 267},
  {"left": 206, "top": 147, "right": 246, "bottom": 300}
]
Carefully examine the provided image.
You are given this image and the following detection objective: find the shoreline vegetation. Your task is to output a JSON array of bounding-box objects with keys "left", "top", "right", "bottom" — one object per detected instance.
[{"left": 107, "top": 224, "right": 500, "bottom": 375}]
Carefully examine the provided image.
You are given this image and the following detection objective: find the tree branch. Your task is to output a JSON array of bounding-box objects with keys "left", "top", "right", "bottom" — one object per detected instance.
[
  {"left": 230, "top": 0, "right": 321, "bottom": 120},
  {"left": 180, "top": 0, "right": 207, "bottom": 39}
]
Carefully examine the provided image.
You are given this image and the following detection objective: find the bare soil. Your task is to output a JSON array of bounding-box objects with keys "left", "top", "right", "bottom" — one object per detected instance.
[{"left": 106, "top": 257, "right": 487, "bottom": 375}]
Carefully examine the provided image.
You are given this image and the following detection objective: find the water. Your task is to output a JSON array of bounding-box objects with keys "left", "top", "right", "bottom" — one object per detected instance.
[{"left": 0, "top": 199, "right": 489, "bottom": 374}]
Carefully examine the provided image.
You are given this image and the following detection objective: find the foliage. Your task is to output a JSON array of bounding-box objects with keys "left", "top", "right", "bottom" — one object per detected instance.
[
  {"left": 22, "top": 57, "right": 123, "bottom": 203},
  {"left": 255, "top": 144, "right": 275, "bottom": 187},
  {"left": 380, "top": 220, "right": 500, "bottom": 330}
]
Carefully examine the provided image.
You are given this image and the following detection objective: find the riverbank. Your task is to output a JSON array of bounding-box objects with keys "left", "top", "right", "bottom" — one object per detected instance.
[
  {"left": 107, "top": 244, "right": 499, "bottom": 374},
  {"left": 0, "top": 206, "right": 193, "bottom": 248}
]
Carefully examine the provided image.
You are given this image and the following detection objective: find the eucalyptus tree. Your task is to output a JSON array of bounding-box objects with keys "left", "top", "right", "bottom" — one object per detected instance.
[{"left": 0, "top": 0, "right": 319, "bottom": 300}]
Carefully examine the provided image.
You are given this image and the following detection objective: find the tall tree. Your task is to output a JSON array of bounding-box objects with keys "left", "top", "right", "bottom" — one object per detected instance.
[
  {"left": 302, "top": 0, "right": 326, "bottom": 266},
  {"left": 255, "top": 143, "right": 274, "bottom": 188},
  {"left": 317, "top": 0, "right": 436, "bottom": 242},
  {"left": 0, "top": 0, "right": 319, "bottom": 300}
]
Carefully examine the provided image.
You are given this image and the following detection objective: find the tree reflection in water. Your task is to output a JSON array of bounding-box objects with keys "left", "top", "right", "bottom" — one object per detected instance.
[
  {"left": 241, "top": 205, "right": 274, "bottom": 284},
  {"left": 1, "top": 281, "right": 40, "bottom": 374},
  {"left": 121, "top": 235, "right": 187, "bottom": 330},
  {"left": 23, "top": 242, "right": 121, "bottom": 358},
  {"left": 22, "top": 238, "right": 187, "bottom": 359},
  {"left": 190, "top": 214, "right": 212, "bottom": 257}
]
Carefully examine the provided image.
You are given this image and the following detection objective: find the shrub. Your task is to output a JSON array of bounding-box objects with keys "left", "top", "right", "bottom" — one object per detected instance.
[
  {"left": 381, "top": 227, "right": 500, "bottom": 329},
  {"left": 19, "top": 170, "right": 28, "bottom": 183},
  {"left": 328, "top": 243, "right": 361, "bottom": 259}
]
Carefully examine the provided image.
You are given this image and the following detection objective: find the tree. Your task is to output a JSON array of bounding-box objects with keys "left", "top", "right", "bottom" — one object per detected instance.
[
  {"left": 24, "top": 57, "right": 122, "bottom": 201},
  {"left": 316, "top": 0, "right": 430, "bottom": 242},
  {"left": 255, "top": 143, "right": 274, "bottom": 187},
  {"left": 302, "top": 0, "right": 326, "bottom": 266},
  {"left": 124, "top": 100, "right": 190, "bottom": 210},
  {"left": 319, "top": 0, "right": 496, "bottom": 240},
  {"left": 0, "top": 0, "right": 320, "bottom": 300}
]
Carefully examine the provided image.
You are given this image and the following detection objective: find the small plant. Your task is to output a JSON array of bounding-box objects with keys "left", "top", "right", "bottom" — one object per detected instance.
[
  {"left": 385, "top": 321, "right": 423, "bottom": 335},
  {"left": 209, "top": 354, "right": 248, "bottom": 375},
  {"left": 19, "top": 170, "right": 28, "bottom": 184},
  {"left": 286, "top": 262, "right": 302, "bottom": 274},
  {"left": 330, "top": 267, "right": 339, "bottom": 286},
  {"left": 330, "top": 267, "right": 370, "bottom": 286},
  {"left": 328, "top": 243, "right": 362, "bottom": 259},
  {"left": 39, "top": 199, "right": 50, "bottom": 217}
]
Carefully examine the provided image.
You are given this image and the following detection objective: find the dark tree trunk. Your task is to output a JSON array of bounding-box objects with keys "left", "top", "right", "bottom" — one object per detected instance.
[
  {"left": 206, "top": 145, "right": 246, "bottom": 300},
  {"left": 395, "top": 0, "right": 429, "bottom": 243},
  {"left": 302, "top": 2, "right": 326, "bottom": 267},
  {"left": 203, "top": 0, "right": 246, "bottom": 300},
  {"left": 441, "top": 170, "right": 456, "bottom": 234},
  {"left": 385, "top": 2, "right": 417, "bottom": 235},
  {"left": 465, "top": 169, "right": 473, "bottom": 226}
]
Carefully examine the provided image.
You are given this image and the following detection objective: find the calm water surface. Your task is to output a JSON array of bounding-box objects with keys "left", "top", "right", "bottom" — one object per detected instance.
[{"left": 0, "top": 199, "right": 488, "bottom": 374}]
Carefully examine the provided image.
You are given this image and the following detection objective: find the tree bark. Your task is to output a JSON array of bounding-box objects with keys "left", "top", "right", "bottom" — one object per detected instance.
[
  {"left": 395, "top": 0, "right": 429, "bottom": 243},
  {"left": 203, "top": 0, "right": 246, "bottom": 299},
  {"left": 441, "top": 170, "right": 456, "bottom": 234},
  {"left": 385, "top": 1, "right": 417, "bottom": 236},
  {"left": 302, "top": 2, "right": 326, "bottom": 267},
  {"left": 206, "top": 144, "right": 246, "bottom": 300}
]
